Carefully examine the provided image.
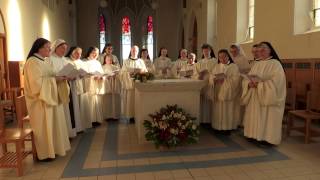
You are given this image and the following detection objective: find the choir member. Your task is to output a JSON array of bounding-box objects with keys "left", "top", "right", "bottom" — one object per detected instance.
[
  {"left": 249, "top": 44, "right": 261, "bottom": 66},
  {"left": 229, "top": 44, "right": 250, "bottom": 74},
  {"left": 139, "top": 48, "right": 155, "bottom": 73},
  {"left": 193, "top": 44, "right": 218, "bottom": 125},
  {"left": 24, "top": 38, "right": 70, "bottom": 160},
  {"left": 184, "top": 52, "right": 196, "bottom": 77},
  {"left": 83, "top": 47, "right": 105, "bottom": 126},
  {"left": 241, "top": 41, "right": 286, "bottom": 146},
  {"left": 48, "top": 39, "right": 75, "bottom": 138},
  {"left": 153, "top": 47, "right": 172, "bottom": 78},
  {"left": 230, "top": 44, "right": 250, "bottom": 126},
  {"left": 102, "top": 55, "right": 121, "bottom": 120},
  {"left": 188, "top": 53, "right": 196, "bottom": 65},
  {"left": 172, "top": 49, "right": 189, "bottom": 78},
  {"left": 99, "top": 43, "right": 120, "bottom": 67},
  {"left": 65, "top": 47, "right": 92, "bottom": 131},
  {"left": 209, "top": 49, "right": 241, "bottom": 134},
  {"left": 120, "top": 45, "right": 147, "bottom": 122}
]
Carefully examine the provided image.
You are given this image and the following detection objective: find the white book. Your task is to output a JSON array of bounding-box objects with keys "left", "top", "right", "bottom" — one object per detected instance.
[{"left": 56, "top": 64, "right": 89, "bottom": 79}]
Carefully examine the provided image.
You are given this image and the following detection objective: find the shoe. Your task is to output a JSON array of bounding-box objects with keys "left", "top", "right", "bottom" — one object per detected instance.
[
  {"left": 129, "top": 118, "right": 135, "bottom": 123},
  {"left": 92, "top": 122, "right": 101, "bottom": 127},
  {"left": 37, "top": 157, "right": 55, "bottom": 162}
]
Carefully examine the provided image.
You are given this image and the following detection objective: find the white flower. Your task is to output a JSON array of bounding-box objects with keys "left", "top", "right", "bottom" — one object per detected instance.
[
  {"left": 192, "top": 124, "right": 197, "bottom": 130},
  {"left": 162, "top": 115, "right": 166, "bottom": 120},
  {"left": 170, "top": 128, "right": 175, "bottom": 134},
  {"left": 181, "top": 115, "right": 186, "bottom": 120},
  {"left": 177, "top": 113, "right": 182, "bottom": 118},
  {"left": 177, "top": 122, "right": 182, "bottom": 127},
  {"left": 151, "top": 122, "right": 156, "bottom": 127},
  {"left": 173, "top": 113, "right": 178, "bottom": 118},
  {"left": 171, "top": 111, "right": 174, "bottom": 115},
  {"left": 182, "top": 125, "right": 186, "bottom": 130}
]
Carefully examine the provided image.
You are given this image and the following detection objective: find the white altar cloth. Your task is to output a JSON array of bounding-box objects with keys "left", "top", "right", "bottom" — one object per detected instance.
[{"left": 134, "top": 79, "right": 205, "bottom": 143}]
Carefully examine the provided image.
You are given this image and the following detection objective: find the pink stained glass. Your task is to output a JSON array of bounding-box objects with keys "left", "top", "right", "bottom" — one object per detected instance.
[
  {"left": 122, "top": 16, "right": 131, "bottom": 34},
  {"left": 99, "top": 14, "right": 105, "bottom": 32},
  {"left": 147, "top": 16, "right": 153, "bottom": 33}
]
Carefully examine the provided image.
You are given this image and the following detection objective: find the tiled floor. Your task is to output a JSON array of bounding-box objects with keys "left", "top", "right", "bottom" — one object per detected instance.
[{"left": 1, "top": 121, "right": 320, "bottom": 180}]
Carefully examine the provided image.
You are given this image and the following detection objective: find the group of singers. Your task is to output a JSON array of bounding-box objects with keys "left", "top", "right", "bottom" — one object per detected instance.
[{"left": 23, "top": 38, "right": 286, "bottom": 160}]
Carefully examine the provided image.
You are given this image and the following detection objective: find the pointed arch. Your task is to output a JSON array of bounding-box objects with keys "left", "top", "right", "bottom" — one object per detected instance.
[
  {"left": 117, "top": 7, "right": 136, "bottom": 62},
  {"left": 188, "top": 11, "right": 198, "bottom": 55},
  {"left": 138, "top": 5, "right": 156, "bottom": 59}
]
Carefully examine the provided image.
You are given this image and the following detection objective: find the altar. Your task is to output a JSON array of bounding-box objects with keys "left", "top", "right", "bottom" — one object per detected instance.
[{"left": 134, "top": 79, "right": 206, "bottom": 144}]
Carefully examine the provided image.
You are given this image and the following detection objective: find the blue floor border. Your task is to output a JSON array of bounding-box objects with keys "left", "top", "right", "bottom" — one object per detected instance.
[{"left": 62, "top": 122, "right": 289, "bottom": 178}]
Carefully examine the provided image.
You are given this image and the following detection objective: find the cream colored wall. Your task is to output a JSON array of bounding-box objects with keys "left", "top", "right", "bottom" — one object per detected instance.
[
  {"left": 183, "top": 0, "right": 320, "bottom": 60},
  {"left": 0, "top": 0, "right": 75, "bottom": 61},
  {"left": 216, "top": 0, "right": 320, "bottom": 60}
]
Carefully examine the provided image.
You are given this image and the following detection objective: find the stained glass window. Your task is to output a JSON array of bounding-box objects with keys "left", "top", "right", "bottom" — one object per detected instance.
[
  {"left": 146, "top": 16, "right": 154, "bottom": 60},
  {"left": 99, "top": 14, "right": 106, "bottom": 53},
  {"left": 121, "top": 16, "right": 131, "bottom": 60}
]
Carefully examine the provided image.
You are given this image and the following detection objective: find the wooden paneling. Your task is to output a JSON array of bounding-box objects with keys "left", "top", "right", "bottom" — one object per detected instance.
[{"left": 282, "top": 59, "right": 320, "bottom": 107}]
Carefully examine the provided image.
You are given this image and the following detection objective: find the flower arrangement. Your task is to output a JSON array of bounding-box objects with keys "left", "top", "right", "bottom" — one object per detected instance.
[
  {"left": 143, "top": 104, "right": 200, "bottom": 149},
  {"left": 133, "top": 72, "right": 155, "bottom": 83}
]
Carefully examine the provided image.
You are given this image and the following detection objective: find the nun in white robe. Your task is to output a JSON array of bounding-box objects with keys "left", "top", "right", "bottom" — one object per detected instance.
[
  {"left": 241, "top": 42, "right": 286, "bottom": 145},
  {"left": 193, "top": 44, "right": 218, "bottom": 124},
  {"left": 230, "top": 44, "right": 250, "bottom": 74},
  {"left": 172, "top": 49, "right": 189, "bottom": 78},
  {"left": 24, "top": 38, "right": 70, "bottom": 160},
  {"left": 82, "top": 47, "right": 105, "bottom": 124},
  {"left": 101, "top": 54, "right": 121, "bottom": 120},
  {"left": 47, "top": 39, "right": 76, "bottom": 138},
  {"left": 139, "top": 48, "right": 156, "bottom": 74},
  {"left": 209, "top": 49, "right": 241, "bottom": 130},
  {"left": 120, "top": 46, "right": 148, "bottom": 119},
  {"left": 229, "top": 44, "right": 251, "bottom": 126},
  {"left": 154, "top": 59, "right": 172, "bottom": 78},
  {"left": 99, "top": 44, "right": 121, "bottom": 67},
  {"left": 66, "top": 47, "right": 92, "bottom": 131}
]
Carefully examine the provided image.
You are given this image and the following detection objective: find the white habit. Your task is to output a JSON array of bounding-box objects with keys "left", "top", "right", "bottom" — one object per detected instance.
[
  {"left": 241, "top": 59, "right": 286, "bottom": 145},
  {"left": 24, "top": 55, "right": 70, "bottom": 160},
  {"left": 209, "top": 63, "right": 241, "bottom": 130},
  {"left": 120, "top": 58, "right": 147, "bottom": 118}
]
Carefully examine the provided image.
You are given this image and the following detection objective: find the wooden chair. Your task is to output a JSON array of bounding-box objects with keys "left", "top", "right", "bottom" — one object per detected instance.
[
  {"left": 283, "top": 87, "right": 296, "bottom": 127},
  {"left": 0, "top": 95, "right": 36, "bottom": 176},
  {"left": 0, "top": 89, "right": 15, "bottom": 121},
  {"left": 0, "top": 87, "right": 24, "bottom": 121},
  {"left": 287, "top": 90, "right": 320, "bottom": 143},
  {"left": 15, "top": 96, "right": 30, "bottom": 129}
]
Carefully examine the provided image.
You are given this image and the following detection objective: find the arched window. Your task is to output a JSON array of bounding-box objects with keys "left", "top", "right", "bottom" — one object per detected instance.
[
  {"left": 236, "top": 0, "right": 254, "bottom": 42},
  {"left": 146, "top": 16, "right": 154, "bottom": 60},
  {"left": 314, "top": 0, "right": 320, "bottom": 27},
  {"left": 99, "top": 14, "right": 106, "bottom": 53},
  {"left": 248, "top": 0, "right": 255, "bottom": 39},
  {"left": 121, "top": 16, "right": 131, "bottom": 60}
]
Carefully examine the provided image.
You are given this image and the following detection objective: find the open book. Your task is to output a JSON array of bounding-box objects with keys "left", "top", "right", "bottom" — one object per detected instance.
[{"left": 56, "top": 63, "right": 88, "bottom": 79}]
